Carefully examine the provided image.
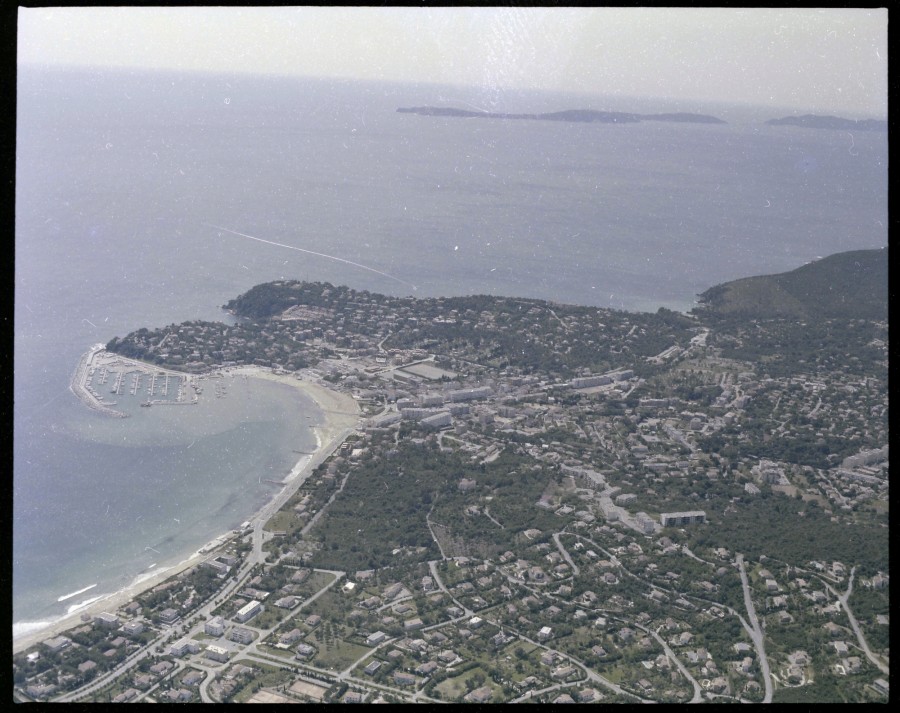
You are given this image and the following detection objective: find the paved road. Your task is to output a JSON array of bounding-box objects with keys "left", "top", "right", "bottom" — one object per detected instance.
[
  {"left": 506, "top": 632, "right": 641, "bottom": 703},
  {"left": 197, "top": 665, "right": 217, "bottom": 703},
  {"left": 258, "top": 425, "right": 359, "bottom": 548},
  {"left": 823, "top": 567, "right": 889, "bottom": 675},
  {"left": 679, "top": 544, "right": 714, "bottom": 567},
  {"left": 736, "top": 554, "right": 773, "bottom": 703},
  {"left": 428, "top": 560, "right": 473, "bottom": 617},
  {"left": 425, "top": 502, "right": 449, "bottom": 560},
  {"left": 552, "top": 533, "right": 580, "bottom": 576},
  {"left": 636, "top": 622, "right": 703, "bottom": 703},
  {"left": 55, "top": 627, "right": 174, "bottom": 702},
  {"left": 483, "top": 505, "right": 505, "bottom": 529}
]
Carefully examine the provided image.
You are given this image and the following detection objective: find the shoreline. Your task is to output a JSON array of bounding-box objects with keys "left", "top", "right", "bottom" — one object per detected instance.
[{"left": 13, "top": 363, "right": 359, "bottom": 655}]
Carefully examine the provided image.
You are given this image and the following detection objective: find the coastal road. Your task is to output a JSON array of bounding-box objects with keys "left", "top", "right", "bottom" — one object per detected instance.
[
  {"left": 254, "top": 425, "right": 358, "bottom": 556},
  {"left": 246, "top": 417, "right": 359, "bottom": 566},
  {"left": 76, "top": 417, "right": 353, "bottom": 701},
  {"left": 736, "top": 554, "right": 773, "bottom": 703},
  {"left": 184, "top": 407, "right": 356, "bottom": 699}
]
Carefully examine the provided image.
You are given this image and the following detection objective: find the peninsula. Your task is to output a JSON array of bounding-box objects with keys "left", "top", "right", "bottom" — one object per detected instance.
[{"left": 15, "top": 249, "right": 888, "bottom": 704}]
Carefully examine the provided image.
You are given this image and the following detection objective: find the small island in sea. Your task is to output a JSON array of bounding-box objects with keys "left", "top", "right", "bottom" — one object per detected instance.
[
  {"left": 16, "top": 248, "right": 888, "bottom": 704},
  {"left": 397, "top": 106, "right": 726, "bottom": 124},
  {"left": 765, "top": 114, "right": 887, "bottom": 131}
]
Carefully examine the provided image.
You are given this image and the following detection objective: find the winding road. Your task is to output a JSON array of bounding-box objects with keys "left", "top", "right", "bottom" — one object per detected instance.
[
  {"left": 822, "top": 567, "right": 889, "bottom": 675},
  {"left": 736, "top": 554, "right": 773, "bottom": 703}
]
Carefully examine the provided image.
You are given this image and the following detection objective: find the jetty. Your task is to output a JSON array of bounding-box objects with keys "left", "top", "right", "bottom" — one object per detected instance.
[{"left": 142, "top": 399, "right": 198, "bottom": 407}]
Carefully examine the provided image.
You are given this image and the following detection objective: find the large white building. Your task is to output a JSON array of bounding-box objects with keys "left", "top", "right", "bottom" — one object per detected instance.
[
  {"left": 94, "top": 612, "right": 120, "bottom": 628},
  {"left": 169, "top": 638, "right": 200, "bottom": 657},
  {"left": 205, "top": 644, "right": 230, "bottom": 663},
  {"left": 571, "top": 375, "right": 612, "bottom": 389},
  {"left": 122, "top": 620, "right": 145, "bottom": 637},
  {"left": 229, "top": 627, "right": 255, "bottom": 644},
  {"left": 205, "top": 616, "right": 226, "bottom": 637},
  {"left": 421, "top": 411, "right": 452, "bottom": 429},
  {"left": 660, "top": 511, "right": 707, "bottom": 527},
  {"left": 234, "top": 600, "right": 263, "bottom": 623},
  {"left": 448, "top": 386, "right": 492, "bottom": 402},
  {"left": 841, "top": 445, "right": 888, "bottom": 469}
]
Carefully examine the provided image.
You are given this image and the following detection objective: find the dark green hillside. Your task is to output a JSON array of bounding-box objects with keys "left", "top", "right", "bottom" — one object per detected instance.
[
  {"left": 688, "top": 494, "right": 889, "bottom": 574},
  {"left": 305, "top": 440, "right": 563, "bottom": 571},
  {"left": 694, "top": 248, "right": 887, "bottom": 322},
  {"left": 224, "top": 280, "right": 340, "bottom": 318}
]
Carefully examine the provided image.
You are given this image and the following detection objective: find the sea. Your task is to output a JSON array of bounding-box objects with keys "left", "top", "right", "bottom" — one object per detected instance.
[{"left": 14, "top": 66, "right": 887, "bottom": 639}]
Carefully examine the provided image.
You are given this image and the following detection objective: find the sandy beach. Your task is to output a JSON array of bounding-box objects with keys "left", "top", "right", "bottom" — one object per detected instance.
[{"left": 13, "top": 366, "right": 359, "bottom": 655}]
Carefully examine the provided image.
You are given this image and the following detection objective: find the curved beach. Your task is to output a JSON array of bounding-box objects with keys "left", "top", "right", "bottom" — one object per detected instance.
[{"left": 13, "top": 365, "right": 359, "bottom": 655}]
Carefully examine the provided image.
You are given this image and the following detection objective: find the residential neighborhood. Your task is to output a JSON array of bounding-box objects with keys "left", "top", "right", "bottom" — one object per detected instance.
[{"left": 14, "top": 279, "right": 888, "bottom": 703}]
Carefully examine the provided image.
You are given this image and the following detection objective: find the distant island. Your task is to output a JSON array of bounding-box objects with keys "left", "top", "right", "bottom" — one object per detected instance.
[
  {"left": 398, "top": 106, "right": 726, "bottom": 125},
  {"left": 766, "top": 114, "right": 887, "bottom": 132}
]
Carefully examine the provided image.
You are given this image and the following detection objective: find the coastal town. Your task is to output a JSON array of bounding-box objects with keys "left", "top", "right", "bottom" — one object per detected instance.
[{"left": 14, "top": 265, "right": 889, "bottom": 704}]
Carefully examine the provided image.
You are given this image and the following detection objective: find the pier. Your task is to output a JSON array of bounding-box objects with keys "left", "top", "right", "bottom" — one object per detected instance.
[{"left": 142, "top": 399, "right": 198, "bottom": 407}]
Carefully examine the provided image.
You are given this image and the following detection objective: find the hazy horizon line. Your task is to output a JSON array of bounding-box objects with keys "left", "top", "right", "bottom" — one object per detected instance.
[{"left": 17, "top": 62, "right": 887, "bottom": 122}]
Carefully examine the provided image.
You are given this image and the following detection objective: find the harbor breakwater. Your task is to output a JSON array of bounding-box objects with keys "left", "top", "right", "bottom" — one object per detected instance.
[
  {"left": 69, "top": 345, "right": 201, "bottom": 417},
  {"left": 69, "top": 344, "right": 128, "bottom": 418}
]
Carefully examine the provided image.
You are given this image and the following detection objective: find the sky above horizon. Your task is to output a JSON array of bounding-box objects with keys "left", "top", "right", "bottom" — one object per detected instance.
[{"left": 18, "top": 6, "right": 888, "bottom": 117}]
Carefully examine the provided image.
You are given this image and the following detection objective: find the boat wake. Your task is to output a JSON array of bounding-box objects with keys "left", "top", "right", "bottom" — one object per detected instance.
[
  {"left": 57, "top": 583, "right": 98, "bottom": 603},
  {"left": 204, "top": 223, "right": 419, "bottom": 291}
]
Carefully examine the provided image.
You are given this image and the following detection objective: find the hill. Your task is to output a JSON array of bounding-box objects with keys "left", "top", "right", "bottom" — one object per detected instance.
[{"left": 694, "top": 248, "right": 888, "bottom": 322}]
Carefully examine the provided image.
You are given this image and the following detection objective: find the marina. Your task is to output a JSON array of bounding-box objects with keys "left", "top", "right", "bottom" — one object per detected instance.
[{"left": 69, "top": 345, "right": 200, "bottom": 417}]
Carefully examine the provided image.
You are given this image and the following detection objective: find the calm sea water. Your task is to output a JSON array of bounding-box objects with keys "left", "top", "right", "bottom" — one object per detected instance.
[{"left": 14, "top": 66, "right": 887, "bottom": 634}]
